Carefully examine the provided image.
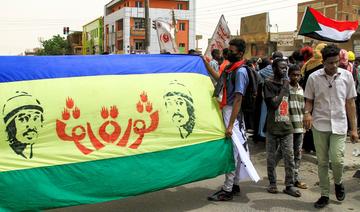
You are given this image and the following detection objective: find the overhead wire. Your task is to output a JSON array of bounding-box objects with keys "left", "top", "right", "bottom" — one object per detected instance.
[
  {"left": 196, "top": 0, "right": 273, "bottom": 14},
  {"left": 195, "top": 0, "right": 294, "bottom": 18},
  {"left": 196, "top": 0, "right": 257, "bottom": 11}
]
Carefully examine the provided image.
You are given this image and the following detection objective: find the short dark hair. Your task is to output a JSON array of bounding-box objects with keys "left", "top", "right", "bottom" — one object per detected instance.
[
  {"left": 258, "top": 57, "right": 271, "bottom": 70},
  {"left": 272, "top": 58, "right": 287, "bottom": 70},
  {"left": 229, "top": 38, "right": 246, "bottom": 53},
  {"left": 222, "top": 48, "right": 229, "bottom": 57},
  {"left": 291, "top": 50, "right": 304, "bottom": 62},
  {"left": 188, "top": 49, "right": 198, "bottom": 55},
  {"left": 211, "top": 49, "right": 220, "bottom": 58},
  {"left": 271, "top": 51, "right": 283, "bottom": 60},
  {"left": 246, "top": 58, "right": 257, "bottom": 66},
  {"left": 321, "top": 44, "right": 340, "bottom": 61},
  {"left": 288, "top": 64, "right": 300, "bottom": 74},
  {"left": 245, "top": 59, "right": 253, "bottom": 67}
]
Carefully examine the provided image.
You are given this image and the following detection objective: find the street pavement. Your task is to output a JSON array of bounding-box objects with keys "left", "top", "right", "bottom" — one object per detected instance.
[{"left": 48, "top": 139, "right": 360, "bottom": 212}]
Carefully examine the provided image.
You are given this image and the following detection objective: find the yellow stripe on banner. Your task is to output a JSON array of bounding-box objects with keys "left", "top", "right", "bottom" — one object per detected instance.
[{"left": 0, "top": 73, "right": 225, "bottom": 172}]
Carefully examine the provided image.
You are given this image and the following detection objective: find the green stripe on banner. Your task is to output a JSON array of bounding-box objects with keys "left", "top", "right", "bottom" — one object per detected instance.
[{"left": 0, "top": 138, "right": 233, "bottom": 211}]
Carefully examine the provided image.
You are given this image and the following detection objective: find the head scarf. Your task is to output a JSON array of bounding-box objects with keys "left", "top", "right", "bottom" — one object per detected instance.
[
  {"left": 339, "top": 49, "right": 353, "bottom": 73},
  {"left": 301, "top": 43, "right": 327, "bottom": 76}
]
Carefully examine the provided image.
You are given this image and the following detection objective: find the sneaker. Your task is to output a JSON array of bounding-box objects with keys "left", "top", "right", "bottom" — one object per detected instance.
[
  {"left": 207, "top": 189, "right": 233, "bottom": 201},
  {"left": 335, "top": 183, "right": 345, "bottom": 201},
  {"left": 314, "top": 196, "right": 329, "bottom": 208},
  {"left": 232, "top": 184, "right": 240, "bottom": 196}
]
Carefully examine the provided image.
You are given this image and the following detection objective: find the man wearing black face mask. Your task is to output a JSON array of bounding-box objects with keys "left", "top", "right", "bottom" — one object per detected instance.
[{"left": 203, "top": 39, "right": 259, "bottom": 201}]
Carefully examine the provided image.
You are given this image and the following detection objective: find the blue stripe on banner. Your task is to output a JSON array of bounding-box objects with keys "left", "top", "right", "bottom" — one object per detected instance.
[{"left": 0, "top": 54, "right": 208, "bottom": 83}]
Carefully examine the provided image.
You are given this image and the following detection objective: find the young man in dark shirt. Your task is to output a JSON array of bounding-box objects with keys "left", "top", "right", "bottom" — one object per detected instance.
[{"left": 264, "top": 58, "right": 301, "bottom": 197}]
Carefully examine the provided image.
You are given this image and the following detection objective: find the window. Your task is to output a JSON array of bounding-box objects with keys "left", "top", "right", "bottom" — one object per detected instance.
[
  {"left": 134, "top": 18, "right": 145, "bottom": 29},
  {"left": 116, "top": 19, "right": 123, "bottom": 31},
  {"left": 117, "top": 40, "right": 124, "bottom": 51},
  {"left": 347, "top": 0, "right": 350, "bottom": 6},
  {"left": 346, "top": 14, "right": 349, "bottom": 20},
  {"left": 178, "top": 43, "right": 186, "bottom": 53},
  {"left": 111, "top": 45, "right": 115, "bottom": 52},
  {"left": 179, "top": 22, "right": 186, "bottom": 31},
  {"left": 135, "top": 40, "right": 145, "bottom": 50},
  {"left": 135, "top": 1, "right": 143, "bottom": 8},
  {"left": 91, "top": 29, "right": 98, "bottom": 38},
  {"left": 177, "top": 3, "right": 183, "bottom": 10},
  {"left": 358, "top": 9, "right": 360, "bottom": 15},
  {"left": 111, "top": 25, "right": 114, "bottom": 33}
]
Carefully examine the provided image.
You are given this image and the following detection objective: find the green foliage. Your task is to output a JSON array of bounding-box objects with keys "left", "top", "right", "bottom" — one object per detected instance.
[{"left": 36, "top": 35, "right": 70, "bottom": 55}]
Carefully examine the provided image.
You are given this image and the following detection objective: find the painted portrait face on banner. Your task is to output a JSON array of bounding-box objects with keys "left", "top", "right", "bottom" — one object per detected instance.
[
  {"left": 163, "top": 81, "right": 195, "bottom": 139},
  {"left": 2, "top": 91, "right": 44, "bottom": 159}
]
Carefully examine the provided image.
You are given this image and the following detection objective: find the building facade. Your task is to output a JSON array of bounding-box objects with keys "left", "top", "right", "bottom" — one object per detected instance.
[
  {"left": 238, "top": 13, "right": 277, "bottom": 58},
  {"left": 297, "top": 0, "right": 360, "bottom": 55},
  {"left": 67, "top": 32, "right": 83, "bottom": 55},
  {"left": 104, "top": 0, "right": 195, "bottom": 54},
  {"left": 83, "top": 17, "right": 104, "bottom": 55}
]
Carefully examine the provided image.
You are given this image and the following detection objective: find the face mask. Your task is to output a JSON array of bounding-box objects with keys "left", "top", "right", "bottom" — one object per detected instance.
[{"left": 228, "top": 53, "right": 240, "bottom": 62}]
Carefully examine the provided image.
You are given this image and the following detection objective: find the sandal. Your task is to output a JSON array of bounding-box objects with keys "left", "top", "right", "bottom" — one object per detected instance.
[
  {"left": 267, "top": 185, "right": 279, "bottom": 194},
  {"left": 207, "top": 189, "right": 233, "bottom": 201},
  {"left": 295, "top": 181, "right": 308, "bottom": 189},
  {"left": 283, "top": 186, "right": 301, "bottom": 197}
]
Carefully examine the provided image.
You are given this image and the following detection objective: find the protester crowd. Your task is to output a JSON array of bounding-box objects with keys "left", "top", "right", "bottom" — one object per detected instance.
[{"left": 200, "top": 39, "right": 359, "bottom": 209}]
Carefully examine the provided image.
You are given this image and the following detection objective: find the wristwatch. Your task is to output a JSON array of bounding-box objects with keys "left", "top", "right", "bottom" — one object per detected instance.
[{"left": 304, "top": 111, "right": 311, "bottom": 114}]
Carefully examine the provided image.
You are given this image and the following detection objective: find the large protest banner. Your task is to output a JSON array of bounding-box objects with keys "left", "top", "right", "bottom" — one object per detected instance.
[{"left": 0, "top": 55, "right": 233, "bottom": 211}]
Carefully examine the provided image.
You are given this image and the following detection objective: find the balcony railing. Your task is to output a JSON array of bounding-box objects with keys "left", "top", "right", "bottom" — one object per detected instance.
[{"left": 130, "top": 27, "right": 145, "bottom": 36}]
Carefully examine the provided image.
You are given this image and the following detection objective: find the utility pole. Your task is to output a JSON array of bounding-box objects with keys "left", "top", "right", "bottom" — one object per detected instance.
[
  {"left": 145, "top": 0, "right": 150, "bottom": 54},
  {"left": 171, "top": 10, "right": 177, "bottom": 43}
]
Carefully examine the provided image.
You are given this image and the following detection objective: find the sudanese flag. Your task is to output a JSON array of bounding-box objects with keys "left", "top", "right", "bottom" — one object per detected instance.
[{"left": 298, "top": 7, "right": 358, "bottom": 42}]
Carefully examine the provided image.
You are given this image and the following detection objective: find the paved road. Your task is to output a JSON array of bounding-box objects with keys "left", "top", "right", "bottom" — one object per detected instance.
[{"left": 48, "top": 141, "right": 360, "bottom": 212}]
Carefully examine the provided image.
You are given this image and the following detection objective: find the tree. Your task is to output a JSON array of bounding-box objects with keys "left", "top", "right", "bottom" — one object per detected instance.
[{"left": 36, "top": 35, "right": 70, "bottom": 55}]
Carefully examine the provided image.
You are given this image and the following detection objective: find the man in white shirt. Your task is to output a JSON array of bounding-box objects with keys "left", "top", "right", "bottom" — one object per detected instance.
[{"left": 304, "top": 44, "right": 358, "bottom": 209}]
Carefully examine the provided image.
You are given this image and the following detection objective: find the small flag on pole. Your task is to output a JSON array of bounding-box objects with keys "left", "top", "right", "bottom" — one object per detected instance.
[
  {"left": 298, "top": 7, "right": 358, "bottom": 43},
  {"left": 154, "top": 20, "right": 178, "bottom": 53},
  {"left": 204, "top": 15, "right": 231, "bottom": 60}
]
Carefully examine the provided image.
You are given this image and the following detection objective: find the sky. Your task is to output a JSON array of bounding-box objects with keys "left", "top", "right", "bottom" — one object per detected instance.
[{"left": 0, "top": 0, "right": 309, "bottom": 55}]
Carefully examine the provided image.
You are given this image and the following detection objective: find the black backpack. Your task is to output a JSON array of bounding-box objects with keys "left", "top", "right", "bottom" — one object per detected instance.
[
  {"left": 236, "top": 65, "right": 260, "bottom": 114},
  {"left": 213, "top": 65, "right": 260, "bottom": 113}
]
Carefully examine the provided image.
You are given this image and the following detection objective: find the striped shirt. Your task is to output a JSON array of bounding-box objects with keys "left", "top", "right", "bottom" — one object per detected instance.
[{"left": 289, "top": 84, "right": 305, "bottom": 133}]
